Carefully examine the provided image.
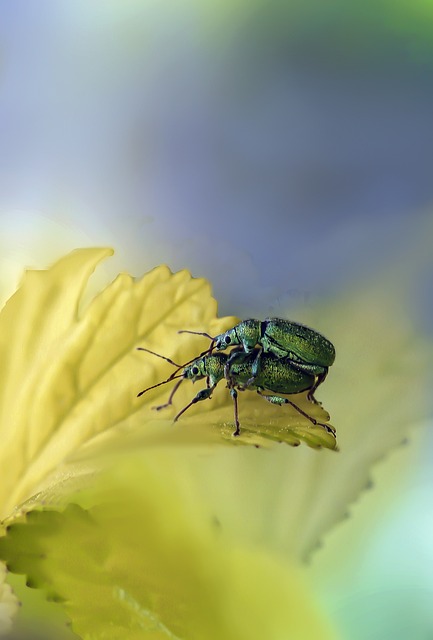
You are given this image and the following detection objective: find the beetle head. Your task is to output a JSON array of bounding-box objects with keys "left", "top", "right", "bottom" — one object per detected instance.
[
  {"left": 215, "top": 320, "right": 260, "bottom": 352},
  {"left": 214, "top": 327, "right": 240, "bottom": 350},
  {"left": 183, "top": 357, "right": 207, "bottom": 381}
]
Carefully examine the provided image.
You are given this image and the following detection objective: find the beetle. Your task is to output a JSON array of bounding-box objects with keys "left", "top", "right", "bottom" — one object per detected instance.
[
  {"left": 180, "top": 317, "right": 335, "bottom": 403},
  {"left": 137, "top": 346, "right": 335, "bottom": 437}
]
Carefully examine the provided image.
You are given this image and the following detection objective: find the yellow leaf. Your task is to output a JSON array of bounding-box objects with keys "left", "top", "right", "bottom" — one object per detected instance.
[
  {"left": 0, "top": 249, "right": 336, "bottom": 521},
  {"left": 0, "top": 250, "right": 238, "bottom": 520},
  {"left": 0, "top": 453, "right": 339, "bottom": 640},
  {"left": 0, "top": 242, "right": 430, "bottom": 638}
]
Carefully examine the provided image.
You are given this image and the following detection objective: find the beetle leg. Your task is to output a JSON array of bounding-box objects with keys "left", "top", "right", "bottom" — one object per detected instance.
[
  {"left": 256, "top": 390, "right": 335, "bottom": 434},
  {"left": 223, "top": 346, "right": 246, "bottom": 385},
  {"left": 230, "top": 387, "right": 241, "bottom": 436},
  {"left": 256, "top": 390, "right": 289, "bottom": 406},
  {"left": 235, "top": 346, "right": 263, "bottom": 389},
  {"left": 173, "top": 385, "right": 216, "bottom": 422},
  {"left": 153, "top": 377, "right": 184, "bottom": 411},
  {"left": 306, "top": 369, "right": 328, "bottom": 404},
  {"left": 243, "top": 346, "right": 262, "bottom": 387}
]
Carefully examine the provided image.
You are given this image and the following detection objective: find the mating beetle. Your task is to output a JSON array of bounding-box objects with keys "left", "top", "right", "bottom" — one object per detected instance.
[
  {"left": 181, "top": 317, "right": 335, "bottom": 403},
  {"left": 214, "top": 318, "right": 335, "bottom": 365},
  {"left": 137, "top": 346, "right": 335, "bottom": 437}
]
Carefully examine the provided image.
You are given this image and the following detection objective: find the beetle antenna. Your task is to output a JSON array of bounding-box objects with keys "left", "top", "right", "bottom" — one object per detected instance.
[
  {"left": 137, "top": 347, "right": 183, "bottom": 368},
  {"left": 178, "top": 330, "right": 216, "bottom": 356},
  {"left": 178, "top": 330, "right": 214, "bottom": 340},
  {"left": 136, "top": 346, "right": 214, "bottom": 400},
  {"left": 137, "top": 345, "right": 214, "bottom": 375},
  {"left": 137, "top": 372, "right": 184, "bottom": 398}
]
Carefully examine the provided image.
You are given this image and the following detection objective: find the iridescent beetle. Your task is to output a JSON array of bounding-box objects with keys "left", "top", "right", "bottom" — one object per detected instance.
[{"left": 180, "top": 317, "right": 335, "bottom": 403}]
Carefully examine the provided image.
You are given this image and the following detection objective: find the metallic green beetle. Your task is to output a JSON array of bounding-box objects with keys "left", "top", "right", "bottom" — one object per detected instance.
[
  {"left": 214, "top": 318, "right": 335, "bottom": 364},
  {"left": 180, "top": 317, "right": 335, "bottom": 402},
  {"left": 137, "top": 346, "right": 335, "bottom": 437}
]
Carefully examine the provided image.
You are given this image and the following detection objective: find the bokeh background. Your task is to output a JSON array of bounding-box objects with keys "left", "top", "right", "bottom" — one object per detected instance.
[{"left": 1, "top": 2, "right": 433, "bottom": 638}]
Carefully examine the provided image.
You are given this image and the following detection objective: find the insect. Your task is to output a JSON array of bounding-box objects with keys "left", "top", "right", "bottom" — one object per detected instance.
[
  {"left": 180, "top": 317, "right": 335, "bottom": 403},
  {"left": 137, "top": 346, "right": 335, "bottom": 437}
]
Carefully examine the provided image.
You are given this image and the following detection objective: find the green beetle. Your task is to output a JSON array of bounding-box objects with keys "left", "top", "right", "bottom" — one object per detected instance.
[
  {"left": 213, "top": 318, "right": 335, "bottom": 401},
  {"left": 180, "top": 318, "right": 335, "bottom": 403}
]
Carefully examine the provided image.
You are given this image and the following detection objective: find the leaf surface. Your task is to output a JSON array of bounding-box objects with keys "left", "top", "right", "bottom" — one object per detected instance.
[
  {"left": 0, "top": 249, "right": 336, "bottom": 523},
  {"left": 0, "top": 454, "right": 338, "bottom": 640},
  {"left": 1, "top": 244, "right": 431, "bottom": 638},
  {"left": 0, "top": 250, "right": 239, "bottom": 519}
]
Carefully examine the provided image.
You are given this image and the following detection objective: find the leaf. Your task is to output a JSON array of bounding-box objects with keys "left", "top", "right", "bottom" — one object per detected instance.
[
  {"left": 288, "top": 266, "right": 433, "bottom": 558},
  {"left": 0, "top": 243, "right": 431, "bottom": 637},
  {"left": 0, "top": 453, "right": 338, "bottom": 640},
  {"left": 0, "top": 248, "right": 336, "bottom": 523},
  {"left": 4, "top": 571, "right": 79, "bottom": 639},
  {"left": 174, "top": 386, "right": 336, "bottom": 450},
  {"left": 176, "top": 273, "right": 433, "bottom": 561},
  {"left": 0, "top": 249, "right": 239, "bottom": 520}
]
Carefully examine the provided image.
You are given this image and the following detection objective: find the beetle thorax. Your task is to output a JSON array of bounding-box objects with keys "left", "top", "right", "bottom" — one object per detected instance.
[{"left": 238, "top": 319, "right": 261, "bottom": 352}]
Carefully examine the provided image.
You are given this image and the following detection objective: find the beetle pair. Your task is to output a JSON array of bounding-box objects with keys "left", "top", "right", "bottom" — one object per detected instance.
[
  {"left": 137, "top": 317, "right": 335, "bottom": 437},
  {"left": 181, "top": 317, "right": 335, "bottom": 403}
]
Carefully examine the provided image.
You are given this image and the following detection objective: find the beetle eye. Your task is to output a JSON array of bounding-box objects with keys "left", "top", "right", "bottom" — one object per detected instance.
[
  {"left": 225, "top": 336, "right": 231, "bottom": 344},
  {"left": 192, "top": 366, "right": 199, "bottom": 375}
]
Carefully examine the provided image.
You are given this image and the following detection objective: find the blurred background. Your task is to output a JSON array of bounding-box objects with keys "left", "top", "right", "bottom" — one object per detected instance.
[{"left": 1, "top": 1, "right": 433, "bottom": 638}]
